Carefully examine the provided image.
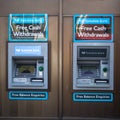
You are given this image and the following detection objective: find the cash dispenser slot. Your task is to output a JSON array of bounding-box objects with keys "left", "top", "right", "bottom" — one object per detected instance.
[
  {"left": 95, "top": 79, "right": 109, "bottom": 83},
  {"left": 31, "top": 78, "right": 44, "bottom": 82}
]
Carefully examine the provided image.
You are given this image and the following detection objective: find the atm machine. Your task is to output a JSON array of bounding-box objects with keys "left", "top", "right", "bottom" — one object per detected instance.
[
  {"left": 8, "top": 42, "right": 48, "bottom": 90},
  {"left": 73, "top": 42, "right": 114, "bottom": 90}
]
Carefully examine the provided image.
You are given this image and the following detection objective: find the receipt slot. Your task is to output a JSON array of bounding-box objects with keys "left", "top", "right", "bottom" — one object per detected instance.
[
  {"left": 73, "top": 43, "right": 114, "bottom": 90},
  {"left": 8, "top": 42, "right": 48, "bottom": 90}
]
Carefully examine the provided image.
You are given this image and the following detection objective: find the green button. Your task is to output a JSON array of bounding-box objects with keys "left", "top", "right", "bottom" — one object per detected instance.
[
  {"left": 103, "top": 68, "right": 107, "bottom": 72},
  {"left": 39, "top": 66, "right": 44, "bottom": 71}
]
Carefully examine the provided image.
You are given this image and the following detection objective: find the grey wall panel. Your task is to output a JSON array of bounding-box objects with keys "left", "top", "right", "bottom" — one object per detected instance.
[
  {"left": 0, "top": 0, "right": 59, "bottom": 16},
  {"left": 63, "top": 0, "right": 120, "bottom": 15}
]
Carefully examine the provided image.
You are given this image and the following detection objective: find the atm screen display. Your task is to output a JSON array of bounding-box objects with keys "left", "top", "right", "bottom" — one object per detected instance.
[
  {"left": 78, "top": 65, "right": 99, "bottom": 78},
  {"left": 16, "top": 64, "right": 36, "bottom": 77}
]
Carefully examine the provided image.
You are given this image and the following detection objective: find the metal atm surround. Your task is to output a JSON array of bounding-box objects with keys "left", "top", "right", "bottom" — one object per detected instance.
[
  {"left": 8, "top": 42, "right": 48, "bottom": 90},
  {"left": 73, "top": 43, "right": 114, "bottom": 90}
]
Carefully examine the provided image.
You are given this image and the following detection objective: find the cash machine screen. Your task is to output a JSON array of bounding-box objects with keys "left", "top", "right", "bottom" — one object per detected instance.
[
  {"left": 78, "top": 64, "right": 100, "bottom": 78},
  {"left": 16, "top": 64, "right": 36, "bottom": 77}
]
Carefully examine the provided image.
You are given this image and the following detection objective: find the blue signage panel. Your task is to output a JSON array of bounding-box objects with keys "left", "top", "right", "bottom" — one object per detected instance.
[
  {"left": 9, "top": 91, "right": 48, "bottom": 100},
  {"left": 14, "top": 46, "right": 41, "bottom": 56},
  {"left": 73, "top": 14, "right": 114, "bottom": 42},
  {"left": 8, "top": 14, "right": 48, "bottom": 42},
  {"left": 73, "top": 92, "right": 113, "bottom": 102}
]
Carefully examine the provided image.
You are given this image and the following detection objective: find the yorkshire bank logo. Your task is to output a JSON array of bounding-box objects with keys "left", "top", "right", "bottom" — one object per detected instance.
[
  {"left": 15, "top": 46, "right": 41, "bottom": 56},
  {"left": 12, "top": 17, "right": 45, "bottom": 24},
  {"left": 15, "top": 49, "right": 21, "bottom": 52},
  {"left": 76, "top": 18, "right": 110, "bottom": 25}
]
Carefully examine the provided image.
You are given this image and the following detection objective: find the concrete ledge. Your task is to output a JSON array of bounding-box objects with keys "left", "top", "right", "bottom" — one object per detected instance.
[
  {"left": 0, "top": 117, "right": 120, "bottom": 120},
  {"left": 62, "top": 117, "right": 120, "bottom": 120},
  {"left": 0, "top": 117, "right": 59, "bottom": 120}
]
